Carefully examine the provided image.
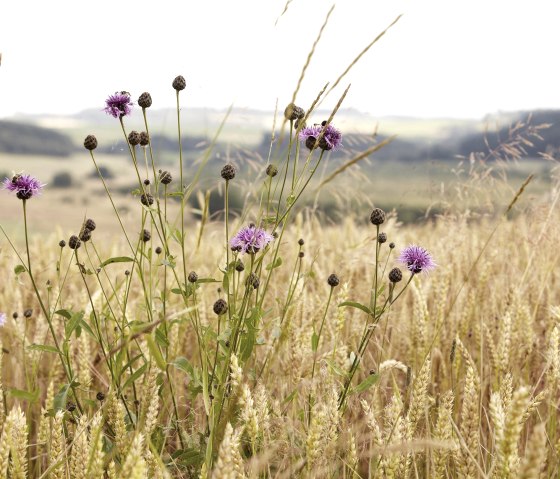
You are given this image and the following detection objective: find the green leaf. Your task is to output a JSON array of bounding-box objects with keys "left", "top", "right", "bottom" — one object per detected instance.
[
  {"left": 53, "top": 383, "right": 72, "bottom": 411},
  {"left": 311, "top": 332, "right": 319, "bottom": 352},
  {"left": 65, "top": 311, "right": 84, "bottom": 339},
  {"left": 8, "top": 388, "right": 39, "bottom": 403},
  {"left": 14, "top": 264, "right": 27, "bottom": 275},
  {"left": 28, "top": 344, "right": 59, "bottom": 354},
  {"left": 99, "top": 256, "right": 135, "bottom": 268},
  {"left": 325, "top": 359, "right": 348, "bottom": 377},
  {"left": 146, "top": 335, "right": 167, "bottom": 371},
  {"left": 351, "top": 373, "right": 380, "bottom": 395},
  {"left": 170, "top": 357, "right": 194, "bottom": 377},
  {"left": 338, "top": 301, "right": 372, "bottom": 316},
  {"left": 122, "top": 363, "right": 148, "bottom": 391},
  {"left": 54, "top": 309, "right": 72, "bottom": 320},
  {"left": 171, "top": 447, "right": 204, "bottom": 467},
  {"left": 266, "top": 256, "right": 282, "bottom": 270}
]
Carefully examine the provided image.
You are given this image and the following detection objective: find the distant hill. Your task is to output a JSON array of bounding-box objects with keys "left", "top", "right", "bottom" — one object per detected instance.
[{"left": 0, "top": 120, "right": 75, "bottom": 156}]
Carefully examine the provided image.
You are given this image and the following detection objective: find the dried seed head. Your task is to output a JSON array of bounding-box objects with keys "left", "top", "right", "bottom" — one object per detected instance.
[
  {"left": 235, "top": 260, "right": 245, "bottom": 272},
  {"left": 125, "top": 270, "right": 130, "bottom": 276},
  {"left": 247, "top": 272, "right": 260, "bottom": 289},
  {"left": 172, "top": 75, "right": 186, "bottom": 91},
  {"left": 24, "top": 309, "right": 33, "bottom": 318},
  {"left": 370, "top": 208, "right": 386, "bottom": 226},
  {"left": 213, "top": 299, "right": 228, "bottom": 316},
  {"left": 140, "top": 193, "right": 154, "bottom": 206},
  {"left": 298, "top": 251, "right": 305, "bottom": 258},
  {"left": 59, "top": 240, "right": 66, "bottom": 248},
  {"left": 83, "top": 134, "right": 98, "bottom": 151},
  {"left": 67, "top": 402, "right": 76, "bottom": 412},
  {"left": 305, "top": 136, "right": 318, "bottom": 150},
  {"left": 188, "top": 271, "right": 198, "bottom": 283},
  {"left": 389, "top": 242, "right": 395, "bottom": 249},
  {"left": 221, "top": 163, "right": 236, "bottom": 181},
  {"left": 266, "top": 164, "right": 278, "bottom": 177},
  {"left": 84, "top": 218, "right": 96, "bottom": 231},
  {"left": 139, "top": 131, "right": 149, "bottom": 146},
  {"left": 137, "top": 92, "right": 152, "bottom": 109},
  {"left": 79, "top": 229, "right": 92, "bottom": 242},
  {"left": 327, "top": 273, "right": 340, "bottom": 287},
  {"left": 298, "top": 238, "right": 305, "bottom": 246},
  {"left": 388, "top": 267, "right": 403, "bottom": 283},
  {"left": 155, "top": 246, "right": 162, "bottom": 255},
  {"left": 142, "top": 229, "right": 151, "bottom": 242},
  {"left": 12, "top": 312, "right": 18, "bottom": 319},
  {"left": 284, "top": 103, "right": 305, "bottom": 121},
  {"left": 96, "top": 391, "right": 105, "bottom": 401},
  {"left": 143, "top": 179, "right": 150, "bottom": 186},
  {"left": 159, "top": 170, "right": 172, "bottom": 185},
  {"left": 68, "top": 235, "right": 81, "bottom": 250},
  {"left": 128, "top": 130, "right": 141, "bottom": 146},
  {"left": 378, "top": 232, "right": 387, "bottom": 244}
]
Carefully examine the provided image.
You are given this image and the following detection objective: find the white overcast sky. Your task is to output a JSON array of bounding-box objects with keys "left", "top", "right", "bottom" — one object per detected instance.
[{"left": 1, "top": 0, "right": 559, "bottom": 119}]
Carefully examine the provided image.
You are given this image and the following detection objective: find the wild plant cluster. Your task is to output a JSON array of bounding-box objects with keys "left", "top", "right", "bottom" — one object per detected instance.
[{"left": 0, "top": 74, "right": 559, "bottom": 479}]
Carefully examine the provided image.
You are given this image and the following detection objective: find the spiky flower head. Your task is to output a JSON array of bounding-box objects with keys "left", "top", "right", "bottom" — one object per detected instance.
[
  {"left": 370, "top": 208, "right": 386, "bottom": 225},
  {"left": 230, "top": 225, "right": 273, "bottom": 254},
  {"left": 213, "top": 299, "right": 228, "bottom": 316},
  {"left": 188, "top": 271, "right": 198, "bottom": 283},
  {"left": 284, "top": 103, "right": 305, "bottom": 121},
  {"left": 388, "top": 267, "right": 402, "bottom": 283},
  {"left": 68, "top": 235, "right": 81, "bottom": 250},
  {"left": 3, "top": 173, "right": 44, "bottom": 200},
  {"left": 128, "top": 130, "right": 140, "bottom": 146},
  {"left": 172, "top": 75, "right": 186, "bottom": 91},
  {"left": 159, "top": 170, "right": 172, "bottom": 185},
  {"left": 104, "top": 91, "right": 133, "bottom": 118},
  {"left": 0, "top": 312, "right": 6, "bottom": 327},
  {"left": 140, "top": 193, "right": 154, "bottom": 206},
  {"left": 84, "top": 218, "right": 96, "bottom": 231},
  {"left": 139, "top": 131, "right": 149, "bottom": 146},
  {"left": 83, "top": 134, "right": 98, "bottom": 150},
  {"left": 299, "top": 123, "right": 342, "bottom": 151},
  {"left": 137, "top": 92, "right": 152, "bottom": 109},
  {"left": 327, "top": 273, "right": 340, "bottom": 287},
  {"left": 399, "top": 245, "right": 436, "bottom": 274},
  {"left": 221, "top": 163, "right": 236, "bottom": 181}
]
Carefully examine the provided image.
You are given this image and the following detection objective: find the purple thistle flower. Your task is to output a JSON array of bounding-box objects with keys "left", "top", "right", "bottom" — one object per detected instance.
[
  {"left": 3, "top": 173, "right": 44, "bottom": 200},
  {"left": 299, "top": 123, "right": 342, "bottom": 151},
  {"left": 230, "top": 225, "right": 274, "bottom": 254},
  {"left": 104, "top": 91, "right": 133, "bottom": 118},
  {"left": 398, "top": 245, "right": 436, "bottom": 274},
  {"left": 0, "top": 312, "right": 5, "bottom": 327}
]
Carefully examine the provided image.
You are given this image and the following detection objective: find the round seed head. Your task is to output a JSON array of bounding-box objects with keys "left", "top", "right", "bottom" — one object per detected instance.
[
  {"left": 67, "top": 402, "right": 76, "bottom": 412},
  {"left": 172, "top": 75, "right": 186, "bottom": 91},
  {"left": 83, "top": 134, "right": 98, "bottom": 150},
  {"left": 96, "top": 391, "right": 105, "bottom": 401},
  {"left": 235, "top": 260, "right": 245, "bottom": 272},
  {"left": 68, "top": 235, "right": 81, "bottom": 250},
  {"left": 159, "top": 170, "right": 172, "bottom": 185},
  {"left": 59, "top": 240, "right": 66, "bottom": 248},
  {"left": 79, "top": 229, "right": 92, "bottom": 242},
  {"left": 137, "top": 92, "right": 152, "bottom": 109},
  {"left": 24, "top": 309, "right": 33, "bottom": 318},
  {"left": 139, "top": 131, "right": 149, "bottom": 146},
  {"left": 84, "top": 218, "right": 96, "bottom": 231},
  {"left": 266, "top": 164, "right": 278, "bottom": 177},
  {"left": 140, "top": 193, "right": 154, "bottom": 206},
  {"left": 142, "top": 229, "right": 151, "bottom": 242},
  {"left": 388, "top": 267, "right": 403, "bottom": 283},
  {"left": 12, "top": 312, "right": 18, "bottom": 319},
  {"left": 298, "top": 251, "right": 304, "bottom": 258},
  {"left": 155, "top": 246, "right": 162, "bottom": 254},
  {"left": 188, "top": 271, "right": 198, "bottom": 283},
  {"left": 284, "top": 103, "right": 305, "bottom": 121},
  {"left": 213, "top": 299, "right": 228, "bottom": 316},
  {"left": 298, "top": 238, "right": 304, "bottom": 246},
  {"left": 128, "top": 130, "right": 140, "bottom": 146},
  {"left": 125, "top": 270, "right": 130, "bottom": 276},
  {"left": 370, "top": 208, "right": 386, "bottom": 226},
  {"left": 389, "top": 242, "right": 395, "bottom": 249},
  {"left": 221, "top": 163, "right": 236, "bottom": 181},
  {"left": 327, "top": 273, "right": 340, "bottom": 287},
  {"left": 378, "top": 232, "right": 387, "bottom": 244}
]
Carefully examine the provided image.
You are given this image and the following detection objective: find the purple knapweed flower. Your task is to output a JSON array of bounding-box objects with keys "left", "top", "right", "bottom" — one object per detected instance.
[
  {"left": 104, "top": 91, "right": 133, "bottom": 118},
  {"left": 230, "top": 225, "right": 274, "bottom": 254},
  {"left": 0, "top": 312, "right": 5, "bottom": 327},
  {"left": 299, "top": 122, "right": 342, "bottom": 151},
  {"left": 3, "top": 173, "right": 44, "bottom": 200},
  {"left": 399, "top": 245, "right": 436, "bottom": 274}
]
